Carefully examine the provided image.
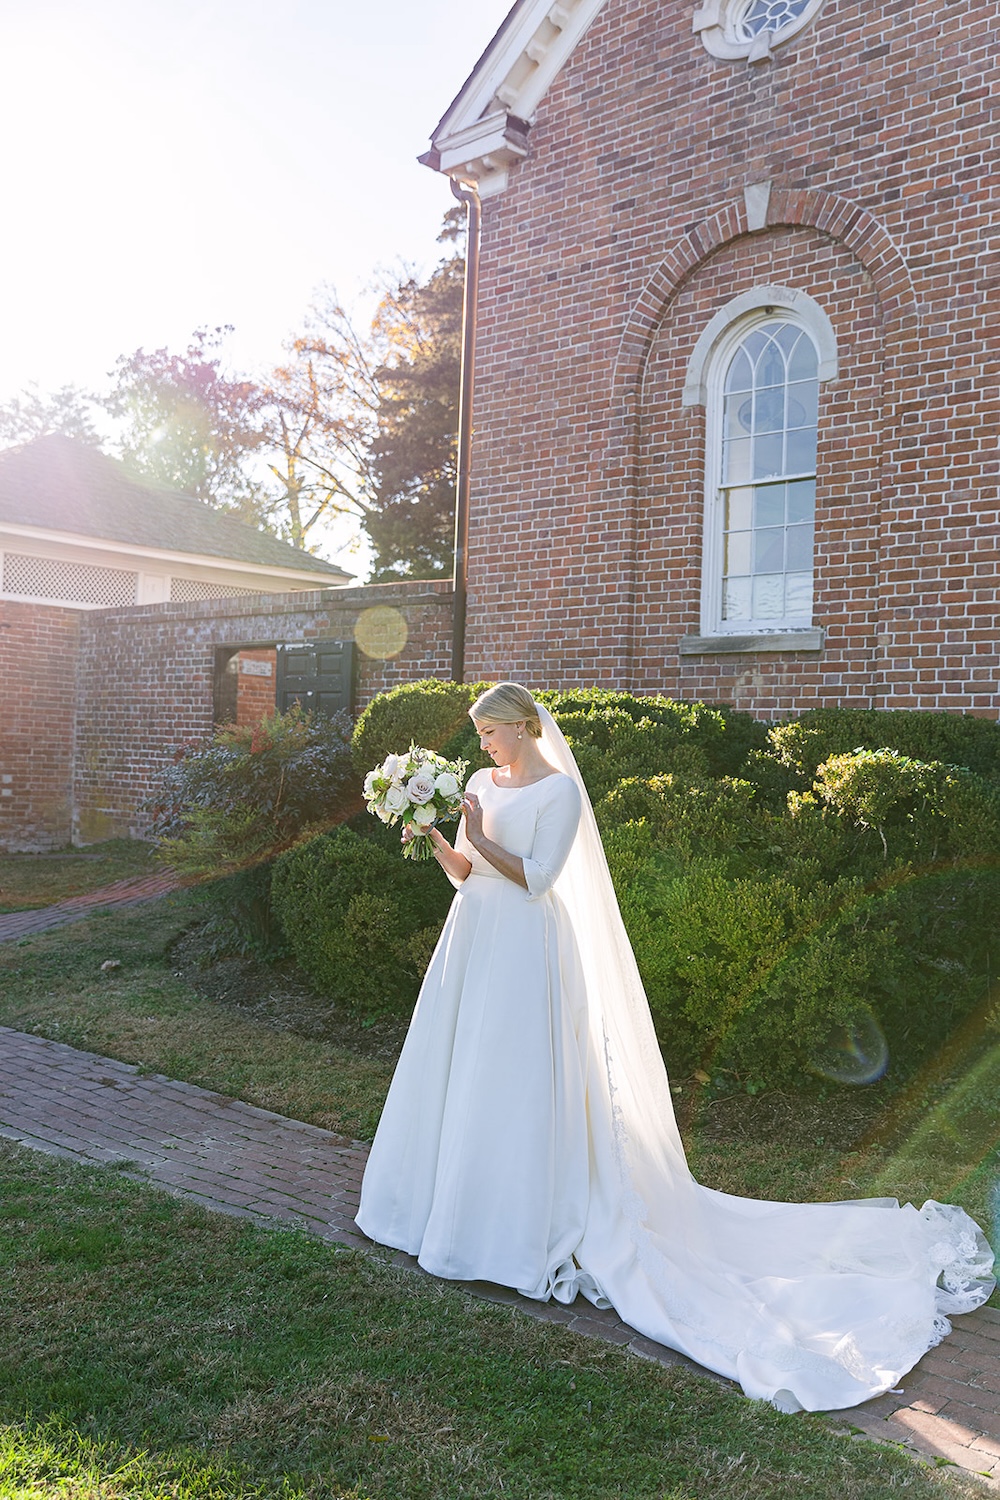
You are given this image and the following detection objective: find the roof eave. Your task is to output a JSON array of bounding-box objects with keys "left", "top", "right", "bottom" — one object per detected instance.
[{"left": 421, "top": 0, "right": 610, "bottom": 197}]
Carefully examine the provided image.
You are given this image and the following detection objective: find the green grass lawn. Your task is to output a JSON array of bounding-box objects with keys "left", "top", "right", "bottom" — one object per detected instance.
[
  {"left": 0, "top": 854, "right": 997, "bottom": 1497},
  {"left": 0, "top": 838, "right": 159, "bottom": 911},
  {"left": 0, "top": 1143, "right": 986, "bottom": 1500}
]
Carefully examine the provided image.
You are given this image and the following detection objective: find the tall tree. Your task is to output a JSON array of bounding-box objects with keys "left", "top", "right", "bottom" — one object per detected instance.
[
  {"left": 104, "top": 326, "right": 269, "bottom": 521},
  {"left": 265, "top": 210, "right": 464, "bottom": 575},
  {"left": 0, "top": 383, "right": 105, "bottom": 448},
  {"left": 259, "top": 298, "right": 383, "bottom": 551},
  {"left": 364, "top": 247, "right": 463, "bottom": 580}
]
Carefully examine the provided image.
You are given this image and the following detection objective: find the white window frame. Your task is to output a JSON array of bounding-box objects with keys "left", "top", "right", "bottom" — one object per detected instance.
[
  {"left": 681, "top": 286, "right": 837, "bottom": 652},
  {"left": 693, "top": 0, "right": 827, "bottom": 63}
]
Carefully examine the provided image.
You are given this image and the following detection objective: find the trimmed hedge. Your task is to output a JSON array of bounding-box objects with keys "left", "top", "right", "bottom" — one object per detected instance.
[
  {"left": 271, "top": 822, "right": 453, "bottom": 1016},
  {"left": 273, "top": 681, "right": 1000, "bottom": 1084}
]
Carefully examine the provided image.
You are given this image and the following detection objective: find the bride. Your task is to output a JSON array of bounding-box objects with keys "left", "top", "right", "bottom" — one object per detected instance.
[{"left": 356, "top": 682, "right": 994, "bottom": 1413}]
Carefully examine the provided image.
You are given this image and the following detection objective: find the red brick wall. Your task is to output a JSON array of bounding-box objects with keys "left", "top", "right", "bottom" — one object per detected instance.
[
  {"left": 72, "top": 582, "right": 455, "bottom": 843},
  {"left": 234, "top": 648, "right": 278, "bottom": 726},
  {"left": 462, "top": 0, "right": 999, "bottom": 718},
  {"left": 0, "top": 600, "right": 81, "bottom": 850}
]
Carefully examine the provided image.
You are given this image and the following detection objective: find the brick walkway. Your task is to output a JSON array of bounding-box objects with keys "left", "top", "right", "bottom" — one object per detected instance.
[
  {"left": 1, "top": 1026, "right": 997, "bottom": 1485},
  {"left": 0, "top": 873, "right": 180, "bottom": 941}
]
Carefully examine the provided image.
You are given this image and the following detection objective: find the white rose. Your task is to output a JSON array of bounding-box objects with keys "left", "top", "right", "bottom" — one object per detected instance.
[
  {"left": 434, "top": 771, "right": 459, "bottom": 798},
  {"left": 381, "top": 753, "right": 401, "bottom": 779},
  {"left": 363, "top": 770, "right": 378, "bottom": 797},
  {"left": 384, "top": 783, "right": 409, "bottom": 814},
  {"left": 375, "top": 804, "right": 393, "bottom": 823},
  {"left": 412, "top": 803, "right": 437, "bottom": 828},
  {"left": 406, "top": 771, "right": 437, "bottom": 805}
]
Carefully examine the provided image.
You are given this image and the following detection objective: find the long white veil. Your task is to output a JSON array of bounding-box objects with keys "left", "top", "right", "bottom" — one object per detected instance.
[{"left": 536, "top": 701, "right": 994, "bottom": 1412}]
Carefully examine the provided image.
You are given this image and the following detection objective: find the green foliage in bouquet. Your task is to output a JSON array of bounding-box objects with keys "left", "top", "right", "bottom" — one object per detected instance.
[{"left": 271, "top": 823, "right": 452, "bottom": 1016}]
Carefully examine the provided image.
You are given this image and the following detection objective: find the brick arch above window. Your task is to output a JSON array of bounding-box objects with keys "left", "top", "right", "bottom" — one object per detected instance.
[{"left": 613, "top": 184, "right": 917, "bottom": 425}]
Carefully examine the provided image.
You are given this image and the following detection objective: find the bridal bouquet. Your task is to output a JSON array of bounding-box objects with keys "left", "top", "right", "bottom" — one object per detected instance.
[{"left": 363, "top": 745, "right": 468, "bottom": 860}]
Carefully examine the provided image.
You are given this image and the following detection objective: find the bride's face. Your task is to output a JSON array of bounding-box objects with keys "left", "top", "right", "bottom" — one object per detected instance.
[{"left": 474, "top": 718, "right": 524, "bottom": 767}]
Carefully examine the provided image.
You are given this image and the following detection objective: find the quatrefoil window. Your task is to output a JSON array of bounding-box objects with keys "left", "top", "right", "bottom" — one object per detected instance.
[{"left": 694, "top": 0, "right": 825, "bottom": 62}]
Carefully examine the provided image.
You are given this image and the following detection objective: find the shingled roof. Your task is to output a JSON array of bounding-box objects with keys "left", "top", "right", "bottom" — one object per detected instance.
[{"left": 0, "top": 434, "right": 350, "bottom": 581}]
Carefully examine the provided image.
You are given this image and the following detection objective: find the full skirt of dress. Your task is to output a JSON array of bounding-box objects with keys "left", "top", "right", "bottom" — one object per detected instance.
[{"left": 357, "top": 827, "right": 994, "bottom": 1414}]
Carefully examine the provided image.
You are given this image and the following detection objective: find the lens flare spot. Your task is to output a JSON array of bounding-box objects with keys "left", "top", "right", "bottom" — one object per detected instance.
[
  {"left": 354, "top": 606, "right": 408, "bottom": 661},
  {"left": 810, "top": 1009, "right": 889, "bottom": 1086}
]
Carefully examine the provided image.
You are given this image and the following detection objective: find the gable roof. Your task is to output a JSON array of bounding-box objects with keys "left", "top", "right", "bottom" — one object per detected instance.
[
  {"left": 0, "top": 435, "right": 350, "bottom": 582},
  {"left": 420, "top": 0, "right": 610, "bottom": 197}
]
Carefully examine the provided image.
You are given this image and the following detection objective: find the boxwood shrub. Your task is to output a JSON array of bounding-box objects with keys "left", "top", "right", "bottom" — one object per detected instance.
[{"left": 312, "top": 682, "right": 1000, "bottom": 1087}]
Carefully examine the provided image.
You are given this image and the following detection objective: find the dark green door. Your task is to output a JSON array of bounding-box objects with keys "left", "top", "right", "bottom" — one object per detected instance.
[{"left": 275, "top": 639, "right": 355, "bottom": 717}]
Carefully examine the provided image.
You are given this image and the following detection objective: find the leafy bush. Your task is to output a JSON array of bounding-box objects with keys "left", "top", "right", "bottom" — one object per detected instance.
[
  {"left": 441, "top": 688, "right": 767, "bottom": 802},
  {"left": 149, "top": 706, "right": 355, "bottom": 954},
  {"left": 342, "top": 684, "right": 1000, "bottom": 1089},
  {"left": 352, "top": 679, "right": 491, "bottom": 776},
  {"left": 800, "top": 749, "right": 1000, "bottom": 862},
  {"left": 271, "top": 824, "right": 452, "bottom": 1016},
  {"left": 770, "top": 708, "right": 1000, "bottom": 783}
]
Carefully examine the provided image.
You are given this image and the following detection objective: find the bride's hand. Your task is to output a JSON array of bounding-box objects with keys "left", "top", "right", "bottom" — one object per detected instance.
[{"left": 462, "top": 791, "right": 484, "bottom": 843}]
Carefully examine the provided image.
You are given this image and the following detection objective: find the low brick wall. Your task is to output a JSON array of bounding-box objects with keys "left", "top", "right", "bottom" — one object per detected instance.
[
  {"left": 0, "top": 581, "right": 453, "bottom": 850},
  {"left": 71, "top": 580, "right": 455, "bottom": 844},
  {"left": 0, "top": 600, "right": 82, "bottom": 851}
]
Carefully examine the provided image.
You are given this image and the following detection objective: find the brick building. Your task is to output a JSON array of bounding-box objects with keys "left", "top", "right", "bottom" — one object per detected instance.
[
  {"left": 424, "top": 0, "right": 998, "bottom": 717},
  {"left": 0, "top": 436, "right": 453, "bottom": 849}
]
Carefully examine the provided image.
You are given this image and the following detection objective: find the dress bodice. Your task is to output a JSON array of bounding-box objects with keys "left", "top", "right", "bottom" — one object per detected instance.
[{"left": 454, "top": 768, "right": 581, "bottom": 899}]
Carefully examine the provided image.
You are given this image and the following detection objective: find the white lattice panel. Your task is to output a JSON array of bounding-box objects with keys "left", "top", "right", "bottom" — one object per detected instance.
[
  {"left": 2, "top": 552, "right": 138, "bottom": 607},
  {"left": 169, "top": 577, "right": 261, "bottom": 602}
]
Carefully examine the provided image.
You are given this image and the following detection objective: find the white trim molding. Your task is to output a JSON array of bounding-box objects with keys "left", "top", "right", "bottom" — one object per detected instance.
[
  {"left": 421, "top": 0, "right": 610, "bottom": 197},
  {"left": 693, "top": 0, "right": 827, "bottom": 64},
  {"left": 683, "top": 284, "right": 838, "bottom": 408}
]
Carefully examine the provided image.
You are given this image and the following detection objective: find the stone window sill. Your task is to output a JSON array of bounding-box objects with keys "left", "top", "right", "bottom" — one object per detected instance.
[{"left": 679, "top": 628, "right": 825, "bottom": 655}]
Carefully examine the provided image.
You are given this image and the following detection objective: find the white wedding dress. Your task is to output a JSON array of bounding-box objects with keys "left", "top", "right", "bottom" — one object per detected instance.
[{"left": 356, "top": 733, "right": 994, "bottom": 1414}]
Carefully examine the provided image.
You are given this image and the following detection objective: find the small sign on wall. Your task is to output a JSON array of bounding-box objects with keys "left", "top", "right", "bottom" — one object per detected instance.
[{"left": 240, "top": 658, "right": 273, "bottom": 677}]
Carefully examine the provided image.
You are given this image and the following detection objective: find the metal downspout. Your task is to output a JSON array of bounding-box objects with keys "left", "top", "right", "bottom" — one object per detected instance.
[{"left": 449, "top": 176, "right": 482, "bottom": 684}]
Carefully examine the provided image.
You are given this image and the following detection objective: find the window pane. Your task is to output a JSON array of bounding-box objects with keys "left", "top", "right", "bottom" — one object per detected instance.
[
  {"left": 725, "top": 393, "right": 752, "bottom": 439},
  {"left": 754, "top": 486, "right": 785, "bottom": 528},
  {"left": 725, "top": 348, "right": 753, "bottom": 394},
  {"left": 726, "top": 486, "right": 753, "bottom": 530},
  {"left": 753, "top": 433, "right": 783, "bottom": 478},
  {"left": 712, "top": 319, "right": 820, "bottom": 631},
  {"left": 724, "top": 437, "right": 752, "bottom": 484},
  {"left": 753, "top": 528, "right": 784, "bottom": 573},
  {"left": 787, "top": 379, "right": 818, "bottom": 428},
  {"left": 774, "top": 322, "right": 801, "bottom": 357},
  {"left": 784, "top": 572, "right": 814, "bottom": 615},
  {"left": 786, "top": 478, "right": 815, "bottom": 524},
  {"left": 752, "top": 574, "right": 784, "bottom": 617},
  {"left": 723, "top": 576, "right": 752, "bottom": 620},
  {"left": 756, "top": 341, "right": 785, "bottom": 389},
  {"left": 753, "top": 389, "right": 784, "bottom": 434},
  {"left": 786, "top": 522, "right": 814, "bottom": 571},
  {"left": 725, "top": 530, "right": 752, "bottom": 574},
  {"left": 788, "top": 334, "right": 818, "bottom": 382},
  {"left": 785, "top": 425, "right": 817, "bottom": 473},
  {"left": 741, "top": 330, "right": 768, "bottom": 364}
]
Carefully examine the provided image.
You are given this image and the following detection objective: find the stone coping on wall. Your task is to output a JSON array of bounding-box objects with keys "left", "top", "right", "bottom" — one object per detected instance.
[
  {"left": 82, "top": 576, "right": 455, "bottom": 626},
  {"left": 679, "top": 628, "right": 825, "bottom": 655}
]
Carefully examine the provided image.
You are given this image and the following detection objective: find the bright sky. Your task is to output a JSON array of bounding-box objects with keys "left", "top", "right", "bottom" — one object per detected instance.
[{"left": 1, "top": 0, "right": 512, "bottom": 404}]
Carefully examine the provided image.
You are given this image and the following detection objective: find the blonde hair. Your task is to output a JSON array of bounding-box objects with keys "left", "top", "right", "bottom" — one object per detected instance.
[{"left": 470, "top": 682, "right": 543, "bottom": 738}]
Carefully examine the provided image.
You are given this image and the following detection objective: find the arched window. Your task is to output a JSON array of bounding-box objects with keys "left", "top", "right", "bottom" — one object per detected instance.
[
  {"left": 716, "top": 320, "right": 818, "bottom": 629},
  {"left": 682, "top": 287, "right": 836, "bottom": 647}
]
